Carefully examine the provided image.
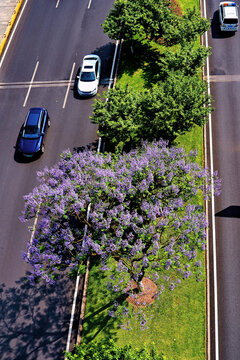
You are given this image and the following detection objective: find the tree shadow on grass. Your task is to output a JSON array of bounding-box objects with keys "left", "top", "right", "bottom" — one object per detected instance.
[
  {"left": 118, "top": 39, "right": 163, "bottom": 89},
  {"left": 0, "top": 276, "right": 75, "bottom": 360},
  {"left": 82, "top": 263, "right": 128, "bottom": 343}
]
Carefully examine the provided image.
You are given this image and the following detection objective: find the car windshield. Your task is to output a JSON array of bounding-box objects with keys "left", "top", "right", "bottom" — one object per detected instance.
[
  {"left": 22, "top": 126, "right": 40, "bottom": 139},
  {"left": 80, "top": 71, "right": 96, "bottom": 82},
  {"left": 224, "top": 18, "right": 238, "bottom": 24}
]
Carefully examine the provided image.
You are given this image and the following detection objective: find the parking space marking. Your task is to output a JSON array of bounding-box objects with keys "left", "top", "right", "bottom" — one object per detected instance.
[
  {"left": 62, "top": 62, "right": 75, "bottom": 109},
  {"left": 23, "top": 61, "right": 39, "bottom": 107},
  {"left": 56, "top": 0, "right": 60, "bottom": 8}
]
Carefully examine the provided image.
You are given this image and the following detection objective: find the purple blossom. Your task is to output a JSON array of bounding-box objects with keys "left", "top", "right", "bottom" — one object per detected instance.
[{"left": 20, "top": 140, "right": 220, "bottom": 304}]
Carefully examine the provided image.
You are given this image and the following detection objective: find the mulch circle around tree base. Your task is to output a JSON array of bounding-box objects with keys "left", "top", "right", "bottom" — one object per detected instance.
[{"left": 126, "top": 277, "right": 158, "bottom": 308}]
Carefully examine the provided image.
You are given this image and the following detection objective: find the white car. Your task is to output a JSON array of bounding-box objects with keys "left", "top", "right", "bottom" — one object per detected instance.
[
  {"left": 77, "top": 55, "right": 101, "bottom": 97},
  {"left": 219, "top": 2, "right": 239, "bottom": 31}
]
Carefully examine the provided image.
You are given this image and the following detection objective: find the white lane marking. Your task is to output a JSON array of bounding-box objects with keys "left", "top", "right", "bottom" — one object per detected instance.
[
  {"left": 27, "top": 207, "right": 40, "bottom": 258},
  {"left": 62, "top": 62, "right": 75, "bottom": 109},
  {"left": 88, "top": 0, "right": 92, "bottom": 9},
  {"left": 108, "top": 40, "right": 119, "bottom": 90},
  {"left": 203, "top": 0, "right": 219, "bottom": 359},
  {"left": 204, "top": 74, "right": 240, "bottom": 82},
  {"left": 0, "top": 80, "right": 74, "bottom": 89},
  {"left": 0, "top": 0, "right": 29, "bottom": 69},
  {"left": 65, "top": 204, "right": 91, "bottom": 357},
  {"left": 23, "top": 61, "right": 39, "bottom": 107},
  {"left": 56, "top": 0, "right": 60, "bottom": 8}
]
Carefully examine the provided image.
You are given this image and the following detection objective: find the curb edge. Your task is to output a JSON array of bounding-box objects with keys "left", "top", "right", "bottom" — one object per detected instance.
[{"left": 0, "top": 0, "right": 25, "bottom": 56}]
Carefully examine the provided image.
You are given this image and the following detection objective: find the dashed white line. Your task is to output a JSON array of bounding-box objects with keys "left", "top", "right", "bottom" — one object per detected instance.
[
  {"left": 62, "top": 62, "right": 75, "bottom": 109},
  {"left": 23, "top": 61, "right": 39, "bottom": 107}
]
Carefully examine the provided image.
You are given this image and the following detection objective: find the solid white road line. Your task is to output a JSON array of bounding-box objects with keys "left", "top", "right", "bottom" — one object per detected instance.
[
  {"left": 64, "top": 204, "right": 91, "bottom": 357},
  {"left": 108, "top": 40, "right": 119, "bottom": 90},
  {"left": 27, "top": 206, "right": 40, "bottom": 259},
  {"left": 23, "top": 61, "right": 39, "bottom": 107},
  {"left": 202, "top": 0, "right": 219, "bottom": 359},
  {"left": 62, "top": 62, "right": 75, "bottom": 109},
  {"left": 0, "top": 80, "right": 74, "bottom": 89},
  {"left": 88, "top": 0, "right": 93, "bottom": 9},
  {"left": 0, "top": 0, "right": 29, "bottom": 69}
]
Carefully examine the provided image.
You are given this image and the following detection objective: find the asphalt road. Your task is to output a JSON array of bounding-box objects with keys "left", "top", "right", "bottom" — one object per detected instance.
[
  {"left": 0, "top": 0, "right": 115, "bottom": 359},
  {"left": 206, "top": 2, "right": 240, "bottom": 359}
]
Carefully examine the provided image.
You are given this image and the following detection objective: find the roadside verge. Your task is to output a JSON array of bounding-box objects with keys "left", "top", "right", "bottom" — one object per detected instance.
[{"left": 0, "top": 0, "right": 25, "bottom": 57}]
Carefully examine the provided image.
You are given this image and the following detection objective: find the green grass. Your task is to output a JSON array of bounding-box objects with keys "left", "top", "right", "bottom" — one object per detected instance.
[
  {"left": 82, "top": 0, "right": 206, "bottom": 358},
  {"left": 83, "top": 253, "right": 206, "bottom": 360}
]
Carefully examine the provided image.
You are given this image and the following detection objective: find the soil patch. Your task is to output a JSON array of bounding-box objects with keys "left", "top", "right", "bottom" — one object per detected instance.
[{"left": 126, "top": 277, "right": 158, "bottom": 308}]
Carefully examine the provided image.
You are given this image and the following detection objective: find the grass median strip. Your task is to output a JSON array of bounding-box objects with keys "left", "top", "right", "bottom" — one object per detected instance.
[{"left": 82, "top": 0, "right": 206, "bottom": 358}]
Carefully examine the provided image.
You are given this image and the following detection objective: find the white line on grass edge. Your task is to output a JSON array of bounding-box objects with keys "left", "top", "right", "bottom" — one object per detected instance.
[{"left": 202, "top": 0, "right": 219, "bottom": 358}]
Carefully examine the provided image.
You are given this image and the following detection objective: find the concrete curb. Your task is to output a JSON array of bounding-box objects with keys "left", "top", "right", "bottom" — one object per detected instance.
[{"left": 0, "top": 0, "right": 25, "bottom": 56}]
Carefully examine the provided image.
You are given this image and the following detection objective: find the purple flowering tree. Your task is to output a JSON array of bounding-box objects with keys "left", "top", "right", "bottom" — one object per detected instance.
[{"left": 22, "top": 140, "right": 221, "bottom": 295}]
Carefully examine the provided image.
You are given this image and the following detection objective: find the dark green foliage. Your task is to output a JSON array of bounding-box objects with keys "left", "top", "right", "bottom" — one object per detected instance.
[
  {"left": 102, "top": 0, "right": 209, "bottom": 44},
  {"left": 65, "top": 340, "right": 166, "bottom": 359},
  {"left": 91, "top": 74, "right": 212, "bottom": 152},
  {"left": 155, "top": 44, "right": 211, "bottom": 79},
  {"left": 102, "top": 0, "right": 173, "bottom": 41},
  {"left": 163, "top": 7, "right": 210, "bottom": 45}
]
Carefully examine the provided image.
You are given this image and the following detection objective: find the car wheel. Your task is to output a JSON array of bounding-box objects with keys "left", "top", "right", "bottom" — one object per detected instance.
[
  {"left": 41, "top": 144, "right": 45, "bottom": 154},
  {"left": 48, "top": 119, "right": 51, "bottom": 127}
]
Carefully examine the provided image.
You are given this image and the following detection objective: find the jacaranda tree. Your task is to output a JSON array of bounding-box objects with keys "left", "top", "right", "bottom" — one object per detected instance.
[{"left": 22, "top": 141, "right": 220, "bottom": 296}]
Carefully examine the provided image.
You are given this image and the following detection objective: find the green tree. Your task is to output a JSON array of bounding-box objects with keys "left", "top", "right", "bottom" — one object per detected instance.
[
  {"left": 65, "top": 340, "right": 166, "bottom": 359},
  {"left": 102, "top": 0, "right": 209, "bottom": 44},
  {"left": 155, "top": 43, "right": 211, "bottom": 79},
  {"left": 102, "top": 0, "right": 173, "bottom": 41},
  {"left": 163, "top": 7, "right": 210, "bottom": 45},
  {"left": 91, "top": 74, "right": 212, "bottom": 152}
]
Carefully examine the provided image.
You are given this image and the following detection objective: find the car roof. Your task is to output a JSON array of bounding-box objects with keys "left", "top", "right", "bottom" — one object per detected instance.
[
  {"left": 220, "top": 2, "right": 238, "bottom": 18},
  {"left": 26, "top": 108, "right": 43, "bottom": 127},
  {"left": 82, "top": 55, "right": 100, "bottom": 72}
]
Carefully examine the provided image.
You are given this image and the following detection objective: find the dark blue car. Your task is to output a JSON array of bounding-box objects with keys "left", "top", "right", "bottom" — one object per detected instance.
[{"left": 17, "top": 107, "right": 50, "bottom": 157}]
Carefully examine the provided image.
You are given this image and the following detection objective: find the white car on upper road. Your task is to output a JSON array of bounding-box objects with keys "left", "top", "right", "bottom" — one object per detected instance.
[
  {"left": 219, "top": 2, "right": 239, "bottom": 31},
  {"left": 77, "top": 54, "right": 101, "bottom": 97}
]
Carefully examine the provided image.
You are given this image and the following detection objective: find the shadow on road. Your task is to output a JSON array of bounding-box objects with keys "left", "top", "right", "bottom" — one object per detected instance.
[
  {"left": 0, "top": 276, "right": 76, "bottom": 360},
  {"left": 215, "top": 205, "right": 240, "bottom": 218},
  {"left": 73, "top": 42, "right": 116, "bottom": 100}
]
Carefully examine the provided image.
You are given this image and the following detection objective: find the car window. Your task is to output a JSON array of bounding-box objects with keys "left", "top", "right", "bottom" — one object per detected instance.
[
  {"left": 80, "top": 71, "right": 96, "bottom": 81},
  {"left": 223, "top": 18, "right": 238, "bottom": 23},
  {"left": 39, "top": 111, "right": 45, "bottom": 131},
  {"left": 22, "top": 126, "right": 40, "bottom": 139},
  {"left": 95, "top": 62, "right": 98, "bottom": 76}
]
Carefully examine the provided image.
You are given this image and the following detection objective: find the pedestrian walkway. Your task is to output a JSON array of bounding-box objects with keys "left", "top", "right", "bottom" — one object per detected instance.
[{"left": 0, "top": 0, "right": 24, "bottom": 56}]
